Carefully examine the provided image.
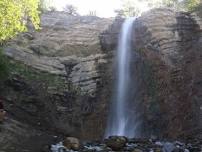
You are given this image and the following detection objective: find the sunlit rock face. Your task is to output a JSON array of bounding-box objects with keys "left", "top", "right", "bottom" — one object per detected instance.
[
  {"left": 101, "top": 8, "right": 202, "bottom": 139},
  {"left": 1, "top": 11, "right": 114, "bottom": 145},
  {"left": 4, "top": 12, "right": 114, "bottom": 95}
]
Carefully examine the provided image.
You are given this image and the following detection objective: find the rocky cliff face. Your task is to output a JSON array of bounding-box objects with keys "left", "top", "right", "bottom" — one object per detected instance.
[
  {"left": 4, "top": 12, "right": 113, "bottom": 94},
  {"left": 1, "top": 11, "right": 114, "bottom": 151},
  {"left": 135, "top": 9, "right": 202, "bottom": 140},
  {"left": 0, "top": 9, "right": 202, "bottom": 152},
  {"left": 101, "top": 8, "right": 202, "bottom": 140}
]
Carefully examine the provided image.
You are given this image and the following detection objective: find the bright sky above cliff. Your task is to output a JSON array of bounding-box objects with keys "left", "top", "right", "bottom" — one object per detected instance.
[{"left": 52, "top": 0, "right": 150, "bottom": 18}]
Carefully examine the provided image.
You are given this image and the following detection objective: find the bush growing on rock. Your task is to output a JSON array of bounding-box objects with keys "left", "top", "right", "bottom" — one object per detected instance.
[{"left": 114, "top": 0, "right": 202, "bottom": 17}]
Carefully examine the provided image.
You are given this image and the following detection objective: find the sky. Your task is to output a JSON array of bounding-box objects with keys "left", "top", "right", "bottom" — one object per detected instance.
[{"left": 51, "top": 0, "right": 150, "bottom": 18}]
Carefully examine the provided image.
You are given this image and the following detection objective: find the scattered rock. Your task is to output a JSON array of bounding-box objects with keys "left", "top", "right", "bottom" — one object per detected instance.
[
  {"left": 63, "top": 137, "right": 81, "bottom": 151},
  {"left": 154, "top": 147, "right": 162, "bottom": 152},
  {"left": 51, "top": 136, "right": 202, "bottom": 152},
  {"left": 132, "top": 148, "right": 143, "bottom": 152},
  {"left": 42, "top": 145, "right": 50, "bottom": 152},
  {"left": 163, "top": 142, "right": 175, "bottom": 152},
  {"left": 129, "top": 138, "right": 152, "bottom": 145},
  {"left": 104, "top": 136, "right": 127, "bottom": 150}
]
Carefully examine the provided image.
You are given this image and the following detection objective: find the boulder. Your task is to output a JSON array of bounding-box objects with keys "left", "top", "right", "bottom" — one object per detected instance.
[
  {"left": 63, "top": 137, "right": 81, "bottom": 151},
  {"left": 154, "top": 148, "right": 163, "bottom": 152},
  {"left": 104, "top": 136, "right": 127, "bottom": 150},
  {"left": 0, "top": 110, "right": 6, "bottom": 122}
]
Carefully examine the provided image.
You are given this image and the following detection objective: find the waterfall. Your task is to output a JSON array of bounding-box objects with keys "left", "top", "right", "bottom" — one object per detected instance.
[{"left": 106, "top": 17, "right": 141, "bottom": 138}]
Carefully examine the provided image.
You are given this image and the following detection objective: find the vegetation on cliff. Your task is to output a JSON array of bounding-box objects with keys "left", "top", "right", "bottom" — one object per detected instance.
[
  {"left": 115, "top": 0, "right": 201, "bottom": 17},
  {"left": 0, "top": 0, "right": 40, "bottom": 41},
  {"left": 8, "top": 60, "right": 67, "bottom": 92},
  {"left": 0, "top": 0, "right": 41, "bottom": 80}
]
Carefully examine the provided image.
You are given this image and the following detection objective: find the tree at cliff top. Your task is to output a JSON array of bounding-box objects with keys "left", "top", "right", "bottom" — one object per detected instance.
[
  {"left": 148, "top": 0, "right": 201, "bottom": 10},
  {"left": 0, "top": 0, "right": 40, "bottom": 80},
  {"left": 115, "top": 0, "right": 201, "bottom": 17},
  {"left": 192, "top": 1, "right": 202, "bottom": 17},
  {"left": 115, "top": 0, "right": 178, "bottom": 17},
  {"left": 39, "top": 0, "right": 53, "bottom": 12},
  {"left": 115, "top": 0, "right": 141, "bottom": 17},
  {"left": 0, "top": 0, "right": 40, "bottom": 42},
  {"left": 182, "top": 0, "right": 201, "bottom": 11},
  {"left": 63, "top": 4, "right": 78, "bottom": 16}
]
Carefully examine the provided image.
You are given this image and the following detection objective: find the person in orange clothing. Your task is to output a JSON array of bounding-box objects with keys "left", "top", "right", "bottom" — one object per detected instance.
[{"left": 0, "top": 97, "right": 6, "bottom": 123}]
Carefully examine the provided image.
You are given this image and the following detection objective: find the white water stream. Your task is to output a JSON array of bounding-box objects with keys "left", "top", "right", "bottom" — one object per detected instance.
[{"left": 105, "top": 17, "right": 141, "bottom": 137}]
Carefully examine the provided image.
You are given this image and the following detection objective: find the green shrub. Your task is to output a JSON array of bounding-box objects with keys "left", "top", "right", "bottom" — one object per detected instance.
[
  {"left": 192, "top": 2, "right": 202, "bottom": 17},
  {"left": 0, "top": 0, "right": 40, "bottom": 41}
]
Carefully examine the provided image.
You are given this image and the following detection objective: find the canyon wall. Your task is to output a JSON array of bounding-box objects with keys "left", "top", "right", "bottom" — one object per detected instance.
[
  {"left": 101, "top": 8, "right": 202, "bottom": 139},
  {"left": 0, "top": 9, "right": 202, "bottom": 151},
  {"left": 0, "top": 12, "right": 114, "bottom": 151}
]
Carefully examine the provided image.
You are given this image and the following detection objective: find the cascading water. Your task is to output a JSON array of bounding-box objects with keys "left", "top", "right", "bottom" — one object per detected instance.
[{"left": 106, "top": 17, "right": 142, "bottom": 138}]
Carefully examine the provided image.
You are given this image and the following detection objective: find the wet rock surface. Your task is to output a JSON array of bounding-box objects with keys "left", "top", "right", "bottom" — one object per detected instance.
[
  {"left": 51, "top": 136, "right": 202, "bottom": 152},
  {"left": 63, "top": 137, "right": 81, "bottom": 151},
  {"left": 100, "top": 8, "right": 202, "bottom": 139},
  {"left": 104, "top": 136, "right": 127, "bottom": 150}
]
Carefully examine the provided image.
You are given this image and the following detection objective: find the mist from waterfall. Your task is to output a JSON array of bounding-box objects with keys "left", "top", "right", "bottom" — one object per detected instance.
[{"left": 106, "top": 17, "right": 142, "bottom": 138}]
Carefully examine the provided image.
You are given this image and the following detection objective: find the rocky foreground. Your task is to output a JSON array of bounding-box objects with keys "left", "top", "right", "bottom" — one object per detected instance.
[{"left": 51, "top": 136, "right": 202, "bottom": 152}]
